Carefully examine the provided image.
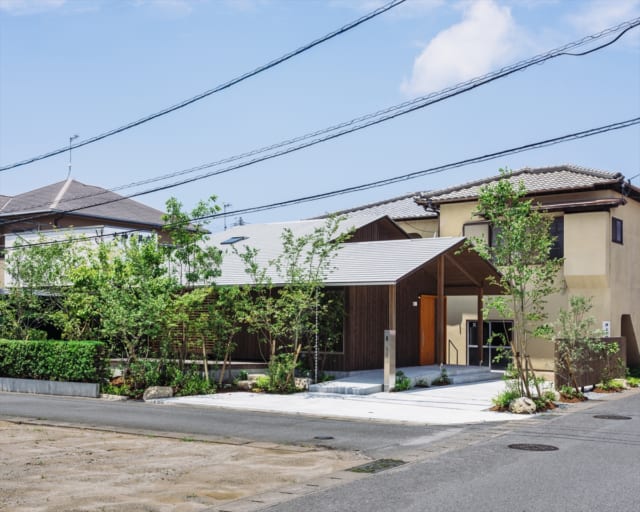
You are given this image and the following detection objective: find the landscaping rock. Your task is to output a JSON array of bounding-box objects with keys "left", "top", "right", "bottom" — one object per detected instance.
[
  {"left": 236, "top": 380, "right": 255, "bottom": 391},
  {"left": 509, "top": 396, "right": 537, "bottom": 414},
  {"left": 142, "top": 386, "right": 173, "bottom": 401}
]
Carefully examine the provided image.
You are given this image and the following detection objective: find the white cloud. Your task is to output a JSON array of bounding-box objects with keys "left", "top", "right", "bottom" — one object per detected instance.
[
  {"left": 0, "top": 0, "right": 66, "bottom": 15},
  {"left": 401, "top": 0, "right": 525, "bottom": 96},
  {"left": 569, "top": 0, "right": 640, "bottom": 33}
]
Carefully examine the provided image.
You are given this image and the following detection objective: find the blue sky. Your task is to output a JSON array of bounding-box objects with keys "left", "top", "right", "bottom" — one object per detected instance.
[{"left": 1, "top": 0, "right": 639, "bottom": 231}]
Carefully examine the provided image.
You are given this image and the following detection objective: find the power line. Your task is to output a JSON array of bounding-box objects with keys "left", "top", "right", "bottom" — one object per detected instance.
[
  {"left": 5, "top": 116, "right": 638, "bottom": 251},
  {"left": 3, "top": 17, "right": 638, "bottom": 227},
  {"left": 0, "top": 0, "right": 407, "bottom": 172}
]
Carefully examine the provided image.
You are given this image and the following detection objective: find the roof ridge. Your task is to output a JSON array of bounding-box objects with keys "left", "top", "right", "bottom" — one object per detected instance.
[
  {"left": 50, "top": 178, "right": 74, "bottom": 209},
  {"left": 421, "top": 164, "right": 621, "bottom": 200}
]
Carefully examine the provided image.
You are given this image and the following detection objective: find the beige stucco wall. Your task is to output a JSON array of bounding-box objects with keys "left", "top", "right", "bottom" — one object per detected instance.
[
  {"left": 395, "top": 218, "right": 438, "bottom": 238},
  {"left": 439, "top": 190, "right": 640, "bottom": 372}
]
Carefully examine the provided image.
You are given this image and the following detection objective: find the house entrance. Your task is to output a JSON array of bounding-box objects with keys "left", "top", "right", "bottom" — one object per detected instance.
[
  {"left": 419, "top": 295, "right": 436, "bottom": 365},
  {"left": 467, "top": 320, "right": 513, "bottom": 369}
]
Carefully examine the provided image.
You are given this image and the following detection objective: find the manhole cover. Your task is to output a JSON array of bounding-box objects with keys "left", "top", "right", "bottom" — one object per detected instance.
[
  {"left": 508, "top": 443, "right": 559, "bottom": 452},
  {"left": 593, "top": 415, "right": 632, "bottom": 420},
  {"left": 313, "top": 436, "right": 334, "bottom": 440},
  {"left": 348, "top": 459, "right": 405, "bottom": 473}
]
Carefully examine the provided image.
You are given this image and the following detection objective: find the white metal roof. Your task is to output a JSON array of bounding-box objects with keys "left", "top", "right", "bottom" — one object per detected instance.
[{"left": 212, "top": 234, "right": 465, "bottom": 287}]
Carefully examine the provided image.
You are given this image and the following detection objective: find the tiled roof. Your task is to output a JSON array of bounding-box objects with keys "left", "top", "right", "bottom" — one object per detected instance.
[
  {"left": 317, "top": 192, "right": 434, "bottom": 220},
  {"left": 0, "top": 195, "right": 11, "bottom": 210},
  {"left": 0, "top": 179, "right": 166, "bottom": 226},
  {"left": 419, "top": 165, "right": 623, "bottom": 204}
]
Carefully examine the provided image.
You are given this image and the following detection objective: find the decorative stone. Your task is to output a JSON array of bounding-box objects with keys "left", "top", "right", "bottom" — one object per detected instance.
[
  {"left": 236, "top": 380, "right": 254, "bottom": 391},
  {"left": 509, "top": 396, "right": 537, "bottom": 414},
  {"left": 143, "top": 386, "right": 173, "bottom": 401},
  {"left": 295, "top": 377, "right": 310, "bottom": 390}
]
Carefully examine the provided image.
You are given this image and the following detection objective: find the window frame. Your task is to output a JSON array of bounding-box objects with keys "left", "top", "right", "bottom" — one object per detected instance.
[{"left": 612, "top": 217, "right": 623, "bottom": 245}]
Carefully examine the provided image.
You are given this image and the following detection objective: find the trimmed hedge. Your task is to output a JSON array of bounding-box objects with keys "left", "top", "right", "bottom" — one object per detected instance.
[{"left": 0, "top": 339, "right": 109, "bottom": 383}]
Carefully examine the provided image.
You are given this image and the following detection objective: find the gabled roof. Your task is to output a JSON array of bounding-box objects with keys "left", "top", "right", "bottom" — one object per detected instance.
[
  {"left": 0, "top": 179, "right": 166, "bottom": 227},
  {"left": 418, "top": 165, "right": 631, "bottom": 205},
  {"left": 208, "top": 213, "right": 396, "bottom": 259},
  {"left": 316, "top": 192, "right": 435, "bottom": 220},
  {"left": 213, "top": 235, "right": 474, "bottom": 286},
  {"left": 208, "top": 217, "right": 501, "bottom": 291},
  {"left": 0, "top": 195, "right": 11, "bottom": 210}
]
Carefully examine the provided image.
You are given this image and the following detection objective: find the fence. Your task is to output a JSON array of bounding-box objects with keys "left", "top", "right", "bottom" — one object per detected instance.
[{"left": 555, "top": 337, "right": 627, "bottom": 389}]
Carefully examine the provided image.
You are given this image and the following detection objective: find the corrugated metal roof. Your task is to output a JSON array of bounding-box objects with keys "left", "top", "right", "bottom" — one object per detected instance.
[
  {"left": 0, "top": 179, "right": 166, "bottom": 226},
  {"left": 420, "top": 165, "right": 622, "bottom": 204},
  {"left": 211, "top": 229, "right": 465, "bottom": 286}
]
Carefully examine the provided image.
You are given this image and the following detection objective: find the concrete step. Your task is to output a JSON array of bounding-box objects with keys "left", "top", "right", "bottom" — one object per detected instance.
[
  {"left": 308, "top": 381, "right": 383, "bottom": 395},
  {"left": 308, "top": 366, "right": 503, "bottom": 395}
]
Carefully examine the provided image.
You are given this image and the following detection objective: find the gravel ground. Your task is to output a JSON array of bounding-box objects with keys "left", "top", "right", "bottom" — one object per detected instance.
[{"left": 0, "top": 420, "right": 365, "bottom": 512}]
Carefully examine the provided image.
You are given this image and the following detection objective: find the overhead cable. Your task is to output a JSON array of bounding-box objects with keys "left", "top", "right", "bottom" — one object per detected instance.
[
  {"left": 4, "top": 16, "right": 639, "bottom": 224},
  {"left": 0, "top": 0, "right": 406, "bottom": 172},
  {"left": 4, "top": 115, "right": 638, "bottom": 250}
]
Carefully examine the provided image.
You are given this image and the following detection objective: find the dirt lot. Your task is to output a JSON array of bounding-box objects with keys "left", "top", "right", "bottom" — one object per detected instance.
[{"left": 0, "top": 420, "right": 365, "bottom": 512}]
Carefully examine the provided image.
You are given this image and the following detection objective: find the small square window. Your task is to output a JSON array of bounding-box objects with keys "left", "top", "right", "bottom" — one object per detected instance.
[{"left": 612, "top": 217, "right": 623, "bottom": 244}]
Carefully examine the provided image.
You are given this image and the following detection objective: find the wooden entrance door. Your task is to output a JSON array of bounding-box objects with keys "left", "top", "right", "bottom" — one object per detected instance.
[{"left": 419, "top": 295, "right": 436, "bottom": 365}]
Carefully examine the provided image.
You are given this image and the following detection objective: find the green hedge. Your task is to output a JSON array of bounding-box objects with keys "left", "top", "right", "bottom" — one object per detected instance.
[{"left": 0, "top": 339, "right": 109, "bottom": 383}]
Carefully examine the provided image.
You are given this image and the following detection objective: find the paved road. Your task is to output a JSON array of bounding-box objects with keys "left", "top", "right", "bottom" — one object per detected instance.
[
  {"left": 2, "top": 389, "right": 638, "bottom": 512},
  {"left": 263, "top": 390, "right": 640, "bottom": 512},
  {"left": 0, "top": 391, "right": 506, "bottom": 459}
]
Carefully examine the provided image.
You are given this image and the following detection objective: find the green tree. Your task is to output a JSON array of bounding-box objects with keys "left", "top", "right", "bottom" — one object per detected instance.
[
  {"left": 162, "top": 196, "right": 222, "bottom": 286},
  {"left": 91, "top": 235, "right": 177, "bottom": 364},
  {"left": 469, "top": 170, "right": 563, "bottom": 399},
  {"left": 238, "top": 216, "right": 351, "bottom": 391},
  {"left": 1, "top": 232, "right": 88, "bottom": 339},
  {"left": 553, "top": 295, "right": 603, "bottom": 393}
]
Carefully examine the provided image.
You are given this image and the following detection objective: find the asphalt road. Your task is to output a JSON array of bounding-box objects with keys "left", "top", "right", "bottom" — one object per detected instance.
[
  {"left": 266, "top": 391, "right": 640, "bottom": 512},
  {"left": 0, "top": 391, "right": 499, "bottom": 460},
  {"left": 2, "top": 390, "right": 638, "bottom": 512}
]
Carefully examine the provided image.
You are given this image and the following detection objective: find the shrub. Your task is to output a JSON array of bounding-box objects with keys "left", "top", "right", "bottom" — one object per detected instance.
[
  {"left": 0, "top": 339, "right": 109, "bottom": 383},
  {"left": 492, "top": 388, "right": 521, "bottom": 410},
  {"left": 392, "top": 370, "right": 412, "bottom": 392},
  {"left": 559, "top": 385, "right": 585, "bottom": 401}
]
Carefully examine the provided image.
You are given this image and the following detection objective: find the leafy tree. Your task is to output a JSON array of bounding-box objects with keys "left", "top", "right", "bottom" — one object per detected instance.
[
  {"left": 89, "top": 236, "right": 178, "bottom": 364},
  {"left": 469, "top": 170, "right": 563, "bottom": 399},
  {"left": 553, "top": 295, "right": 603, "bottom": 393},
  {"left": 1, "top": 233, "right": 88, "bottom": 339},
  {"left": 238, "top": 216, "right": 351, "bottom": 391},
  {"left": 162, "top": 196, "right": 222, "bottom": 286}
]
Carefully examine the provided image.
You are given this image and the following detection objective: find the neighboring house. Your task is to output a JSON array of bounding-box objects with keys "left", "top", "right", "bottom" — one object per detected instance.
[
  {"left": 316, "top": 192, "right": 438, "bottom": 238},
  {"left": 0, "top": 179, "right": 168, "bottom": 288},
  {"left": 414, "top": 165, "right": 640, "bottom": 372},
  {"left": 208, "top": 214, "right": 501, "bottom": 372}
]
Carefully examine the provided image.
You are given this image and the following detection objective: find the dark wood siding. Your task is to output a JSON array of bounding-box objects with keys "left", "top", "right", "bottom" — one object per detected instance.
[
  {"left": 341, "top": 285, "right": 389, "bottom": 370},
  {"left": 396, "top": 266, "right": 438, "bottom": 367},
  {"left": 348, "top": 218, "right": 409, "bottom": 243}
]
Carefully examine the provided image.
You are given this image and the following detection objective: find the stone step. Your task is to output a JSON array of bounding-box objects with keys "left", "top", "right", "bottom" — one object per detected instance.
[{"left": 308, "top": 382, "right": 383, "bottom": 395}]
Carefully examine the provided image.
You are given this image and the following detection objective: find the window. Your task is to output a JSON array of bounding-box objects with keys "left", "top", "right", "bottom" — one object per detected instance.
[
  {"left": 549, "top": 216, "right": 564, "bottom": 259},
  {"left": 221, "top": 236, "right": 248, "bottom": 245},
  {"left": 467, "top": 320, "right": 513, "bottom": 369},
  {"left": 463, "top": 222, "right": 490, "bottom": 243},
  {"left": 612, "top": 217, "right": 623, "bottom": 244}
]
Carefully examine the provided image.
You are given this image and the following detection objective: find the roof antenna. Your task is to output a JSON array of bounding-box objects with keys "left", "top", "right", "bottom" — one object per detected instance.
[
  {"left": 223, "top": 202, "right": 232, "bottom": 230},
  {"left": 67, "top": 134, "right": 79, "bottom": 179}
]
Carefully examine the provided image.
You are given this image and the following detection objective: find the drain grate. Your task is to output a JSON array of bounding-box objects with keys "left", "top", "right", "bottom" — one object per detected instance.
[
  {"left": 508, "top": 443, "right": 559, "bottom": 452},
  {"left": 593, "top": 414, "right": 632, "bottom": 420},
  {"left": 313, "top": 436, "right": 335, "bottom": 440},
  {"left": 348, "top": 459, "right": 405, "bottom": 473}
]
